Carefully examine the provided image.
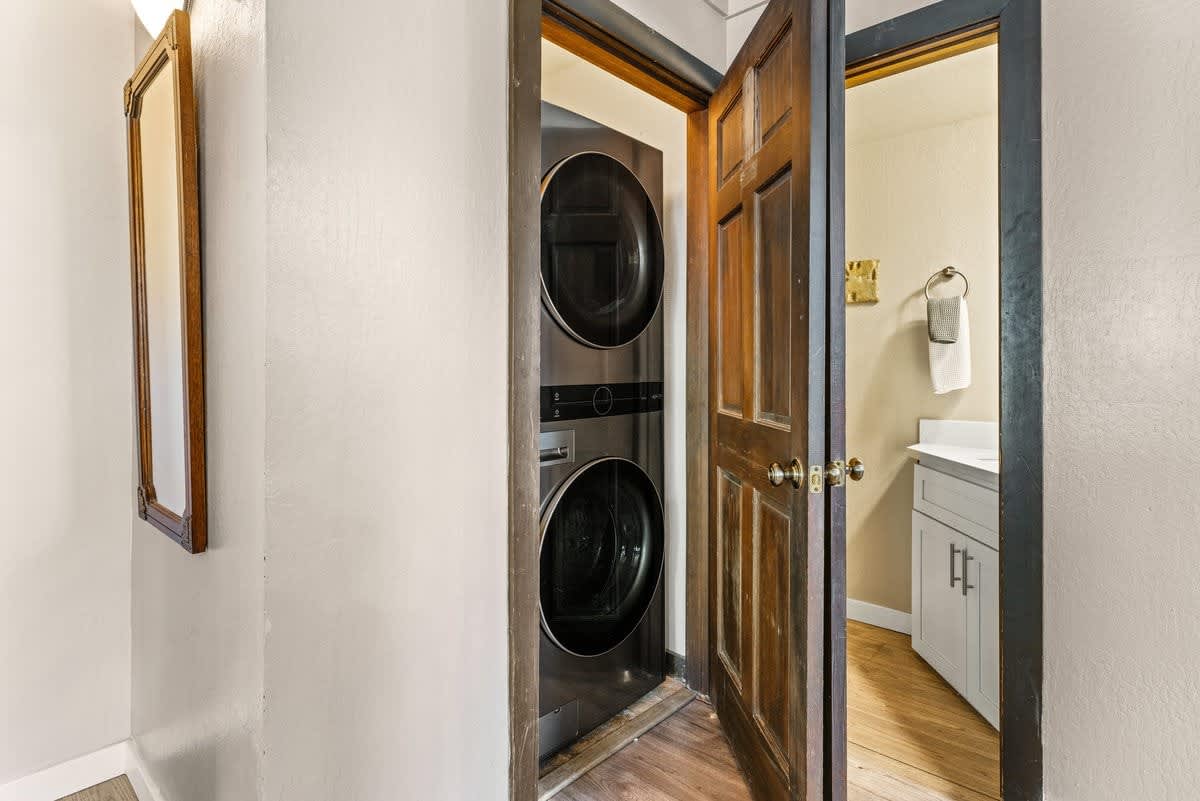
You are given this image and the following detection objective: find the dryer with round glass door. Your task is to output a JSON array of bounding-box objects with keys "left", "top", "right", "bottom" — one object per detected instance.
[{"left": 540, "top": 103, "right": 665, "bottom": 389}]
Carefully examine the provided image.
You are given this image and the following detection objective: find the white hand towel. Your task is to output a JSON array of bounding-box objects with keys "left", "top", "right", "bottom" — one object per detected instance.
[{"left": 929, "top": 296, "right": 971, "bottom": 394}]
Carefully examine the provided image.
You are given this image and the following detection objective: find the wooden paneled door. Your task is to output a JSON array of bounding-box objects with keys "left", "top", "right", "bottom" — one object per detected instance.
[{"left": 706, "top": 1, "right": 841, "bottom": 800}]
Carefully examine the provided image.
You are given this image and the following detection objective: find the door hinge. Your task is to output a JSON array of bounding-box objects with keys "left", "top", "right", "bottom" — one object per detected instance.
[{"left": 809, "top": 465, "right": 824, "bottom": 494}]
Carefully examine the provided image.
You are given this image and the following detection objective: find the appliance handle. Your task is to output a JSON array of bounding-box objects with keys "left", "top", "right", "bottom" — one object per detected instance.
[{"left": 539, "top": 446, "right": 569, "bottom": 463}]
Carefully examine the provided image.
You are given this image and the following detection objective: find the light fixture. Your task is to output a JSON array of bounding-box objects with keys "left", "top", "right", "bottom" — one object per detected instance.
[{"left": 131, "top": 0, "right": 188, "bottom": 36}]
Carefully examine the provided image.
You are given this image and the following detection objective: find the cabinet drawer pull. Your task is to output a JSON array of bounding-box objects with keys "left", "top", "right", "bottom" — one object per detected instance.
[
  {"left": 950, "top": 543, "right": 962, "bottom": 587},
  {"left": 963, "top": 549, "right": 976, "bottom": 597}
]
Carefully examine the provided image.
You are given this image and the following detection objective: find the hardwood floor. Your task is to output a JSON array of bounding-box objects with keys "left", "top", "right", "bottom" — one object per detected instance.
[
  {"left": 551, "top": 621, "right": 999, "bottom": 801},
  {"left": 540, "top": 682, "right": 697, "bottom": 799},
  {"left": 56, "top": 776, "right": 138, "bottom": 801},
  {"left": 847, "top": 621, "right": 1000, "bottom": 801},
  {"left": 554, "top": 700, "right": 752, "bottom": 801}
]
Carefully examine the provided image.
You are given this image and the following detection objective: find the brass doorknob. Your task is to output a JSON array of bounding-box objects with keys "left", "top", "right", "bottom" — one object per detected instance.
[
  {"left": 848, "top": 457, "right": 866, "bottom": 481},
  {"left": 767, "top": 459, "right": 804, "bottom": 489}
]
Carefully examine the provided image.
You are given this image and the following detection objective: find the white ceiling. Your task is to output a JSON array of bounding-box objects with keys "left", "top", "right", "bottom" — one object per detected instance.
[{"left": 847, "top": 44, "right": 998, "bottom": 146}]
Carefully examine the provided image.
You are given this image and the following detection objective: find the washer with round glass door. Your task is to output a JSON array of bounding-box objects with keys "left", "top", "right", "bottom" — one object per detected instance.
[
  {"left": 536, "top": 406, "right": 665, "bottom": 761},
  {"left": 537, "top": 103, "right": 666, "bottom": 761}
]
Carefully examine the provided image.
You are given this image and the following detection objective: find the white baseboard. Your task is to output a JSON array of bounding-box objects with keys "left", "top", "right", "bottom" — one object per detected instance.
[
  {"left": 847, "top": 598, "right": 911, "bottom": 635},
  {"left": 0, "top": 741, "right": 167, "bottom": 801},
  {"left": 124, "top": 741, "right": 167, "bottom": 801}
]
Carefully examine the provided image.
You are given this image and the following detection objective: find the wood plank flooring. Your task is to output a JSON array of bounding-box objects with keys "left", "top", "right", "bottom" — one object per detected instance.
[
  {"left": 847, "top": 621, "right": 999, "bottom": 801},
  {"left": 540, "top": 683, "right": 697, "bottom": 799},
  {"left": 554, "top": 700, "right": 753, "bottom": 801},
  {"left": 56, "top": 776, "right": 138, "bottom": 801},
  {"left": 552, "top": 621, "right": 999, "bottom": 801},
  {"left": 541, "top": 679, "right": 693, "bottom": 779}
]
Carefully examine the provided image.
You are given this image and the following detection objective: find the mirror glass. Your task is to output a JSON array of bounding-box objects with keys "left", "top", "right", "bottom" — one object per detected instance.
[{"left": 140, "top": 59, "right": 187, "bottom": 514}]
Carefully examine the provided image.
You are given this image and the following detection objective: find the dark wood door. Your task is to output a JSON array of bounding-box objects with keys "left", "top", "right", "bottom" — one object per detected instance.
[{"left": 707, "top": 1, "right": 836, "bottom": 800}]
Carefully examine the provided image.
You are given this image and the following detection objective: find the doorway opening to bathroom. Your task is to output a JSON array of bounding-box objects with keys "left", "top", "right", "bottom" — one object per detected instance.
[
  {"left": 843, "top": 32, "right": 1003, "bottom": 801},
  {"left": 832, "top": 3, "right": 1042, "bottom": 800}
]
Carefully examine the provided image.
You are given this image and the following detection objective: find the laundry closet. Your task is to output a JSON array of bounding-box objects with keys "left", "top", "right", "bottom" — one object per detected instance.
[{"left": 536, "top": 40, "right": 691, "bottom": 764}]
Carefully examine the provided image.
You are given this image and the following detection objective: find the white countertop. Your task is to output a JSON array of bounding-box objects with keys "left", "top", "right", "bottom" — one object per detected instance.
[
  {"left": 906, "top": 443, "right": 1000, "bottom": 489},
  {"left": 907, "top": 419, "right": 1000, "bottom": 490}
]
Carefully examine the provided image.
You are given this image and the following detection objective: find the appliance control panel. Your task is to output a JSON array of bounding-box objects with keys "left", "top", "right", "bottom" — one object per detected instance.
[{"left": 540, "top": 381, "right": 664, "bottom": 422}]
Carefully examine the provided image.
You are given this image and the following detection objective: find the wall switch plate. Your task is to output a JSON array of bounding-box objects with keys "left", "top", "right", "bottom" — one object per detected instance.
[{"left": 846, "top": 259, "right": 880, "bottom": 304}]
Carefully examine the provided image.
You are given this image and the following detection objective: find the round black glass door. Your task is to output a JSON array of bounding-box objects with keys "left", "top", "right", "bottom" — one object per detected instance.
[
  {"left": 540, "top": 458, "right": 664, "bottom": 657},
  {"left": 540, "top": 153, "right": 665, "bottom": 349}
]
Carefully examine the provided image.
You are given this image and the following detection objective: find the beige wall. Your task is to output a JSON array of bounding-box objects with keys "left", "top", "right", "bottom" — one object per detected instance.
[
  {"left": 262, "top": 2, "right": 509, "bottom": 799},
  {"left": 845, "top": 49, "right": 999, "bottom": 613},
  {"left": 1043, "top": 1, "right": 1200, "bottom": 798},
  {"left": 129, "top": 2, "right": 267, "bottom": 800},
  {"left": 541, "top": 40, "right": 691, "bottom": 656},
  {"left": 0, "top": 0, "right": 133, "bottom": 783}
]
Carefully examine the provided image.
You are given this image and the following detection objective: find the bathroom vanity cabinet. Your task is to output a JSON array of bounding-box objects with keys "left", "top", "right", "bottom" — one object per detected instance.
[{"left": 909, "top": 423, "right": 1000, "bottom": 729}]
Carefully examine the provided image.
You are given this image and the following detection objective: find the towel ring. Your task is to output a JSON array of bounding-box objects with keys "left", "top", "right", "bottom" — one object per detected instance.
[{"left": 924, "top": 266, "right": 969, "bottom": 300}]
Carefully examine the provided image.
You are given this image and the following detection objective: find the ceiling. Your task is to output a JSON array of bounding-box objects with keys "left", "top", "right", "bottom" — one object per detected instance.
[{"left": 847, "top": 44, "right": 998, "bottom": 146}]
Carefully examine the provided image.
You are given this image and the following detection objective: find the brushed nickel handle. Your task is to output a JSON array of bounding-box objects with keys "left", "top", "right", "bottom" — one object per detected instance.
[
  {"left": 767, "top": 459, "right": 804, "bottom": 489},
  {"left": 963, "top": 549, "right": 976, "bottom": 597},
  {"left": 848, "top": 457, "right": 865, "bottom": 481},
  {"left": 539, "top": 446, "right": 568, "bottom": 463},
  {"left": 950, "top": 544, "right": 962, "bottom": 587}
]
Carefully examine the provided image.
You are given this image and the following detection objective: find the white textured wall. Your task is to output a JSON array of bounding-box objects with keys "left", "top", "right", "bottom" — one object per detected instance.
[
  {"left": 1043, "top": 1, "right": 1200, "bottom": 798},
  {"left": 729, "top": 0, "right": 939, "bottom": 63},
  {"left": 610, "top": 0, "right": 728, "bottom": 70},
  {"left": 129, "top": 2, "right": 267, "bottom": 800},
  {"left": 542, "top": 40, "right": 691, "bottom": 656},
  {"left": 0, "top": 0, "right": 132, "bottom": 783},
  {"left": 263, "top": 1, "right": 509, "bottom": 799},
  {"left": 725, "top": 1, "right": 768, "bottom": 64},
  {"left": 846, "top": 76, "right": 998, "bottom": 613}
]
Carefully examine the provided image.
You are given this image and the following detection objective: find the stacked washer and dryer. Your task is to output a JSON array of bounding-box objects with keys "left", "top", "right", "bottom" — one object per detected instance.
[{"left": 537, "top": 103, "right": 668, "bottom": 760}]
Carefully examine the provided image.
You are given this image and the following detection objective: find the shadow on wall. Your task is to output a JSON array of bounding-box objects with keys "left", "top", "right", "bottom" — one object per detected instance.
[{"left": 847, "top": 286, "right": 993, "bottom": 614}]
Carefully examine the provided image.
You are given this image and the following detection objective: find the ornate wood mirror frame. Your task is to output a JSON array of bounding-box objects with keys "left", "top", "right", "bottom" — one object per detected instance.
[{"left": 124, "top": 10, "right": 206, "bottom": 553}]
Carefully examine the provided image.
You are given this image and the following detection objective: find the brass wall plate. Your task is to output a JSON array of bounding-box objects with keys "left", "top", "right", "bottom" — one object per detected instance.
[{"left": 846, "top": 259, "right": 879, "bottom": 304}]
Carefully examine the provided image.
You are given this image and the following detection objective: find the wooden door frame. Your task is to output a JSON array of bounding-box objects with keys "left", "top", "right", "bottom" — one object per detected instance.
[
  {"left": 507, "top": 1, "right": 1043, "bottom": 800},
  {"left": 508, "top": 4, "right": 722, "bottom": 799},
  {"left": 844, "top": 5, "right": 1044, "bottom": 800}
]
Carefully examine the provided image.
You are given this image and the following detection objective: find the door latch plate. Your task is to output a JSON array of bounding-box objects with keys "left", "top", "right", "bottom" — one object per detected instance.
[{"left": 809, "top": 465, "right": 823, "bottom": 494}]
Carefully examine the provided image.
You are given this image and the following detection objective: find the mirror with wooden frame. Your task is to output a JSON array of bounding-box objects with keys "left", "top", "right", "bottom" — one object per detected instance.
[{"left": 124, "top": 10, "right": 206, "bottom": 553}]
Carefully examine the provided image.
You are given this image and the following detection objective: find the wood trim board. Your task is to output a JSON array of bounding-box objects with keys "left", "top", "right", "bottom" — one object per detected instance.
[
  {"left": 684, "top": 106, "right": 712, "bottom": 696},
  {"left": 826, "top": 0, "right": 848, "bottom": 796},
  {"left": 994, "top": 2, "right": 1044, "bottom": 798},
  {"left": 537, "top": 685, "right": 696, "bottom": 800},
  {"left": 542, "top": 0, "right": 721, "bottom": 112},
  {"left": 509, "top": 1, "right": 544, "bottom": 799}
]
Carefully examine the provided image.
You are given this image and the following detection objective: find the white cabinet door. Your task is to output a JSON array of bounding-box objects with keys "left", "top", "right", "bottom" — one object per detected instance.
[
  {"left": 966, "top": 541, "right": 1000, "bottom": 728},
  {"left": 911, "top": 511, "right": 967, "bottom": 695}
]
